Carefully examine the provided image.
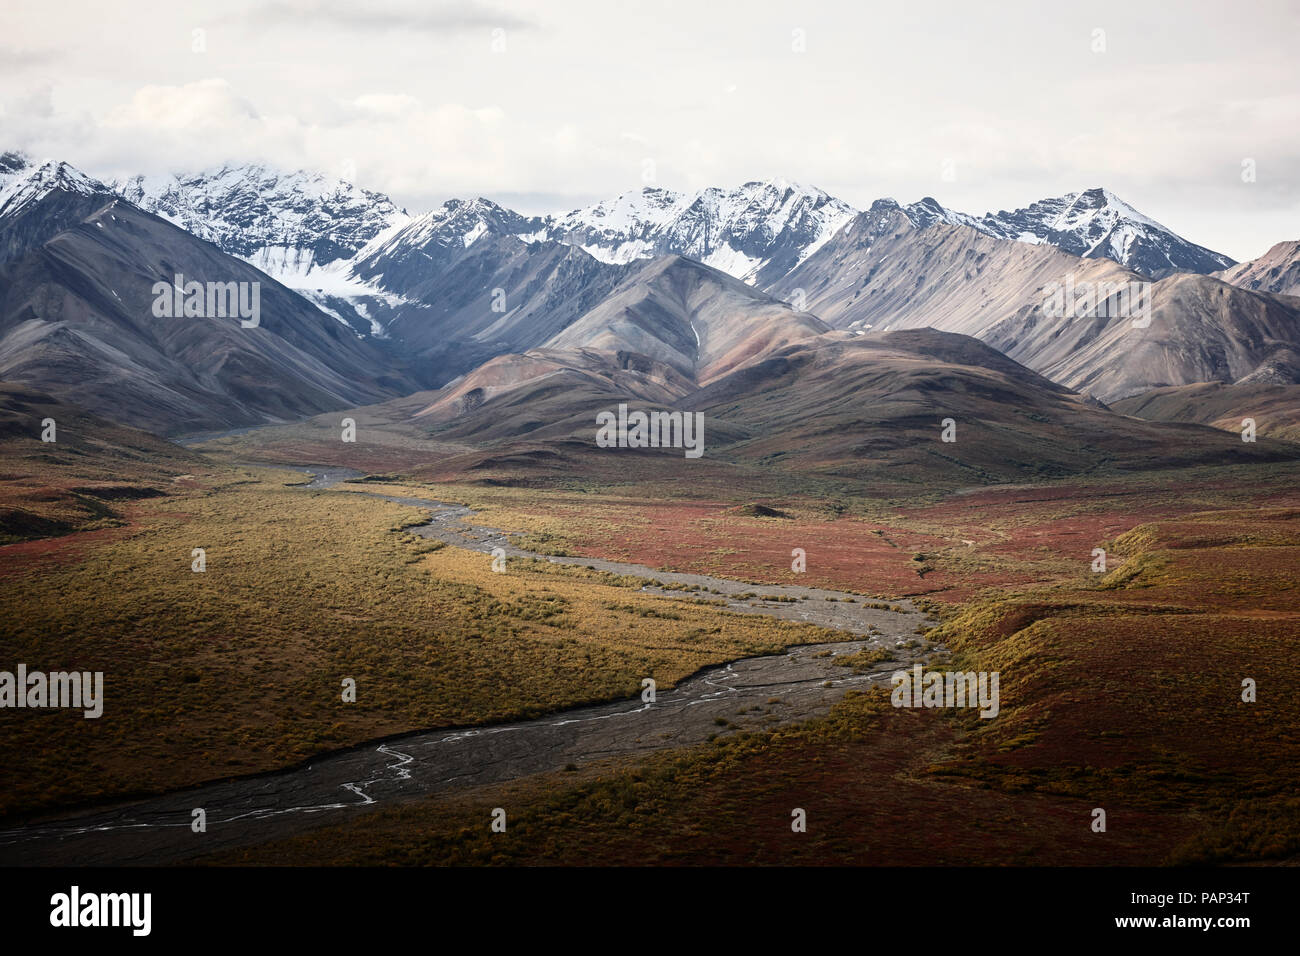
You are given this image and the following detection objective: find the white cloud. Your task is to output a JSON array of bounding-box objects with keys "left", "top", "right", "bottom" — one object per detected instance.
[{"left": 104, "top": 79, "right": 259, "bottom": 130}]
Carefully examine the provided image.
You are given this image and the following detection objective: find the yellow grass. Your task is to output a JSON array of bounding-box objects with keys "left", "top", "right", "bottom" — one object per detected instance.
[{"left": 0, "top": 469, "right": 842, "bottom": 819}]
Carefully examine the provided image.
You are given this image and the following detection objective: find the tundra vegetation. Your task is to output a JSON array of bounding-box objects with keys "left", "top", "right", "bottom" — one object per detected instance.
[
  {"left": 202, "top": 497, "right": 1300, "bottom": 866},
  {"left": 0, "top": 468, "right": 844, "bottom": 819},
  {"left": 4, "top": 418, "right": 1298, "bottom": 864}
]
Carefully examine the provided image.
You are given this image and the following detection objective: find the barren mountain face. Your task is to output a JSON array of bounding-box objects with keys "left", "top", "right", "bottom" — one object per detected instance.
[
  {"left": 544, "top": 255, "right": 828, "bottom": 383},
  {"left": 685, "top": 328, "right": 1286, "bottom": 479},
  {"left": 1215, "top": 240, "right": 1300, "bottom": 298},
  {"left": 773, "top": 214, "right": 1300, "bottom": 403},
  {"left": 382, "top": 326, "right": 1292, "bottom": 488},
  {"left": 1114, "top": 381, "right": 1300, "bottom": 443},
  {"left": 1038, "top": 274, "right": 1300, "bottom": 401}
]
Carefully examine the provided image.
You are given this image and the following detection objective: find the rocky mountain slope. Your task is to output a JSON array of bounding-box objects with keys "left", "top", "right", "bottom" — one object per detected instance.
[
  {"left": 772, "top": 212, "right": 1299, "bottom": 402},
  {"left": 0, "top": 168, "right": 417, "bottom": 434},
  {"left": 1215, "top": 240, "right": 1300, "bottom": 298},
  {"left": 544, "top": 254, "right": 827, "bottom": 382}
]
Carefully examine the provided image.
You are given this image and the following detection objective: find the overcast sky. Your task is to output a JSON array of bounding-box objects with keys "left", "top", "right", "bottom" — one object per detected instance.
[{"left": 1, "top": 0, "right": 1296, "bottom": 260}]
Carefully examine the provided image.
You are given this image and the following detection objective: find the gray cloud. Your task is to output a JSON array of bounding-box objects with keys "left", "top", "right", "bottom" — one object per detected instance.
[
  {"left": 251, "top": 0, "right": 536, "bottom": 33},
  {"left": 0, "top": 45, "right": 58, "bottom": 73}
]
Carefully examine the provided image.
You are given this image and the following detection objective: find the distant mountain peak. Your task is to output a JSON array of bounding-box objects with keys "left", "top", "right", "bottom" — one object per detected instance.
[
  {"left": 548, "top": 178, "right": 857, "bottom": 286},
  {"left": 1215, "top": 238, "right": 1300, "bottom": 297},
  {"left": 970, "top": 187, "right": 1232, "bottom": 276},
  {"left": 385, "top": 196, "right": 547, "bottom": 255},
  {"left": 0, "top": 158, "right": 111, "bottom": 220},
  {"left": 113, "top": 160, "right": 412, "bottom": 284}
]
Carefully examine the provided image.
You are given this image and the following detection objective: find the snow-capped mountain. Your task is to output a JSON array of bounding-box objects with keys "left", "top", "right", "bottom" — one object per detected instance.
[
  {"left": 114, "top": 163, "right": 411, "bottom": 284},
  {"left": 0, "top": 153, "right": 110, "bottom": 220},
  {"left": 0, "top": 153, "right": 120, "bottom": 266},
  {"left": 0, "top": 155, "right": 420, "bottom": 433},
  {"left": 547, "top": 179, "right": 857, "bottom": 288},
  {"left": 851, "top": 188, "right": 1233, "bottom": 278},
  {"left": 334, "top": 184, "right": 853, "bottom": 375},
  {"left": 0, "top": 149, "right": 1292, "bottom": 438},
  {"left": 347, "top": 178, "right": 857, "bottom": 292},
  {"left": 4, "top": 149, "right": 1241, "bottom": 354},
  {"left": 87, "top": 157, "right": 1235, "bottom": 293},
  {"left": 967, "top": 187, "right": 1234, "bottom": 277},
  {"left": 354, "top": 197, "right": 548, "bottom": 272},
  {"left": 902, "top": 195, "right": 986, "bottom": 231},
  {"left": 537, "top": 182, "right": 1232, "bottom": 285}
]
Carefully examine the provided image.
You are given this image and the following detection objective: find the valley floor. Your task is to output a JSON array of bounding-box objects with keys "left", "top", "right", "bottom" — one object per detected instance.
[{"left": 1, "top": 457, "right": 1298, "bottom": 865}]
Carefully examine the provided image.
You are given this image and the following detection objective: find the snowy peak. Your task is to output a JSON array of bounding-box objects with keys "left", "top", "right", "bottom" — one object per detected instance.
[
  {"left": 0, "top": 156, "right": 112, "bottom": 219},
  {"left": 903, "top": 196, "right": 984, "bottom": 231},
  {"left": 114, "top": 162, "right": 412, "bottom": 283},
  {"left": 1050, "top": 187, "right": 1165, "bottom": 232},
  {"left": 346, "top": 195, "right": 552, "bottom": 291},
  {"left": 548, "top": 178, "right": 857, "bottom": 285},
  {"left": 877, "top": 187, "right": 1233, "bottom": 277},
  {"left": 552, "top": 186, "right": 692, "bottom": 241},
  {"left": 0, "top": 155, "right": 123, "bottom": 268},
  {"left": 971, "top": 187, "right": 1233, "bottom": 277},
  {"left": 546, "top": 185, "right": 690, "bottom": 265},
  {"left": 382, "top": 196, "right": 547, "bottom": 254},
  {"left": 351, "top": 177, "right": 858, "bottom": 294}
]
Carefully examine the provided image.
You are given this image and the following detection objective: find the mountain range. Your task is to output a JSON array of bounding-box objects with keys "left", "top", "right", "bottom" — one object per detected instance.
[
  {"left": 38, "top": 150, "right": 1239, "bottom": 293},
  {"left": 0, "top": 148, "right": 1297, "bottom": 458}
]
